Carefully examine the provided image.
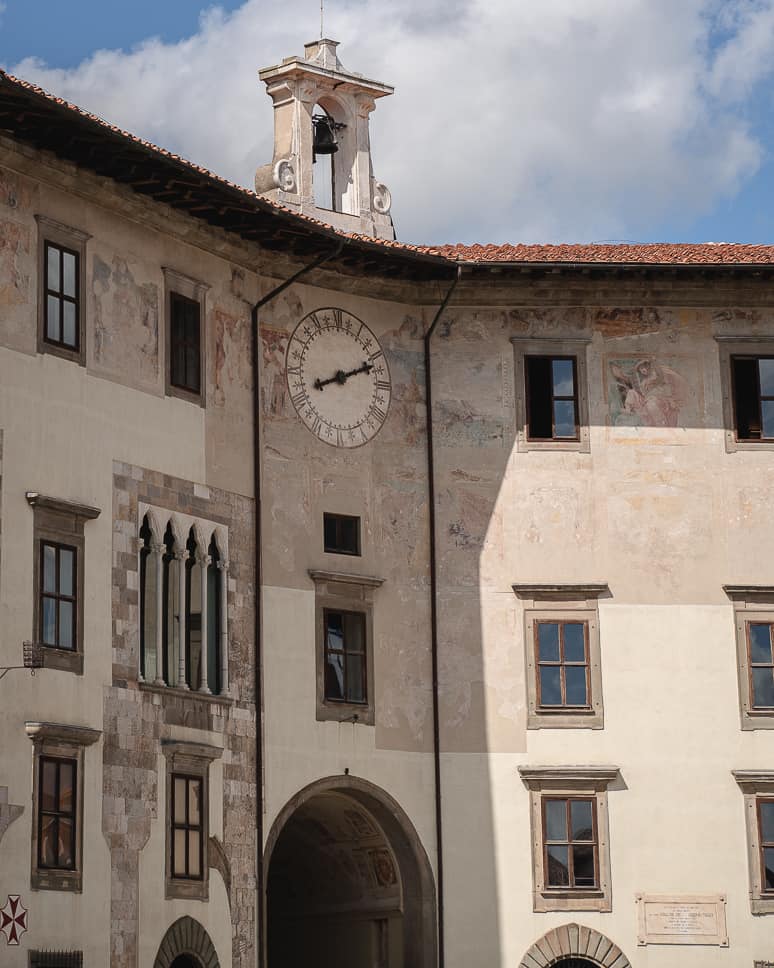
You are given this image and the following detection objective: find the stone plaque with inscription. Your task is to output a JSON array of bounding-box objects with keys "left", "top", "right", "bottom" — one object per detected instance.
[{"left": 636, "top": 894, "right": 728, "bottom": 946}]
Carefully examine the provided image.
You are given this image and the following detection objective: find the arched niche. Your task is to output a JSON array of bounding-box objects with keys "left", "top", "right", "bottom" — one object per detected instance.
[
  {"left": 265, "top": 775, "right": 437, "bottom": 968},
  {"left": 519, "top": 923, "right": 632, "bottom": 967},
  {"left": 153, "top": 916, "right": 220, "bottom": 968},
  {"left": 312, "top": 95, "right": 356, "bottom": 215}
]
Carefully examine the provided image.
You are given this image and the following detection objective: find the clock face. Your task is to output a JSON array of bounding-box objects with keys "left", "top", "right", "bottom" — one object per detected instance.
[{"left": 286, "top": 308, "right": 391, "bottom": 447}]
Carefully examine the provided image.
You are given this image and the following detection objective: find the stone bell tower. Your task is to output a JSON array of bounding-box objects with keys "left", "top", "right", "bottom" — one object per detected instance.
[{"left": 255, "top": 39, "right": 395, "bottom": 240}]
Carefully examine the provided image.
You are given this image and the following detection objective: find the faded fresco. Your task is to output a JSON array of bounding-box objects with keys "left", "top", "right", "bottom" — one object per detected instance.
[
  {"left": 0, "top": 219, "right": 30, "bottom": 312},
  {"left": 92, "top": 254, "right": 159, "bottom": 386},
  {"left": 260, "top": 326, "right": 290, "bottom": 418},
  {"left": 606, "top": 356, "right": 694, "bottom": 427}
]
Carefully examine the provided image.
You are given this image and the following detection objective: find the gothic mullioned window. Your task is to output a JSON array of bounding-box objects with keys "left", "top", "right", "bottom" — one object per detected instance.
[{"left": 138, "top": 508, "right": 228, "bottom": 696}]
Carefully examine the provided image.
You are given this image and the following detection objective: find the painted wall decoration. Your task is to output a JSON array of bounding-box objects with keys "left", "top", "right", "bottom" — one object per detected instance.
[
  {"left": 1, "top": 894, "right": 28, "bottom": 945},
  {"left": 607, "top": 356, "right": 692, "bottom": 428}
]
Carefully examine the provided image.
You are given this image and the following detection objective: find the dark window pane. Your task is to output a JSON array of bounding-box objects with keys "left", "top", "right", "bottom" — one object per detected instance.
[
  {"left": 187, "top": 830, "right": 201, "bottom": 877},
  {"left": 760, "top": 358, "right": 774, "bottom": 396},
  {"left": 40, "top": 815, "right": 57, "bottom": 866},
  {"left": 62, "top": 252, "right": 76, "bottom": 298},
  {"left": 58, "top": 818, "right": 74, "bottom": 867},
  {"left": 47, "top": 244, "right": 60, "bottom": 292},
  {"left": 570, "top": 800, "right": 594, "bottom": 840},
  {"left": 553, "top": 399, "right": 577, "bottom": 438},
  {"left": 732, "top": 357, "right": 761, "bottom": 439},
  {"left": 173, "top": 830, "right": 186, "bottom": 875},
  {"left": 326, "top": 613, "right": 344, "bottom": 652},
  {"left": 343, "top": 612, "right": 365, "bottom": 653},
  {"left": 760, "top": 801, "right": 774, "bottom": 843},
  {"left": 325, "top": 652, "right": 345, "bottom": 700},
  {"left": 62, "top": 302, "right": 77, "bottom": 347},
  {"left": 572, "top": 844, "right": 596, "bottom": 886},
  {"left": 58, "top": 762, "right": 74, "bottom": 813},
  {"left": 41, "top": 760, "right": 57, "bottom": 811},
  {"left": 764, "top": 847, "right": 774, "bottom": 891},
  {"left": 537, "top": 623, "right": 560, "bottom": 661},
  {"left": 750, "top": 624, "right": 773, "bottom": 664},
  {"left": 43, "top": 544, "right": 56, "bottom": 594},
  {"left": 59, "top": 548, "right": 74, "bottom": 597},
  {"left": 539, "top": 666, "right": 562, "bottom": 706},
  {"left": 565, "top": 666, "right": 588, "bottom": 706},
  {"left": 46, "top": 296, "right": 60, "bottom": 341},
  {"left": 752, "top": 667, "right": 774, "bottom": 708},
  {"left": 59, "top": 602, "right": 73, "bottom": 650},
  {"left": 42, "top": 597, "right": 57, "bottom": 645},
  {"left": 563, "top": 623, "right": 586, "bottom": 662},
  {"left": 546, "top": 844, "right": 569, "bottom": 886},
  {"left": 185, "top": 345, "right": 200, "bottom": 393},
  {"left": 526, "top": 356, "right": 553, "bottom": 439},
  {"left": 324, "top": 514, "right": 337, "bottom": 550},
  {"left": 762, "top": 400, "right": 774, "bottom": 440},
  {"left": 552, "top": 358, "right": 574, "bottom": 396},
  {"left": 346, "top": 655, "right": 365, "bottom": 703},
  {"left": 174, "top": 777, "right": 186, "bottom": 824},
  {"left": 188, "top": 780, "right": 201, "bottom": 826},
  {"left": 544, "top": 800, "right": 567, "bottom": 841}
]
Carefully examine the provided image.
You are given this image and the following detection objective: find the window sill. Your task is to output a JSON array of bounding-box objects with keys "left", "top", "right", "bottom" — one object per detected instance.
[
  {"left": 139, "top": 681, "right": 233, "bottom": 707},
  {"left": 31, "top": 868, "right": 82, "bottom": 893},
  {"left": 528, "top": 707, "right": 603, "bottom": 730},
  {"left": 165, "top": 877, "right": 208, "bottom": 902},
  {"left": 317, "top": 699, "right": 374, "bottom": 726},
  {"left": 41, "top": 646, "right": 83, "bottom": 676},
  {"left": 535, "top": 886, "right": 610, "bottom": 913}
]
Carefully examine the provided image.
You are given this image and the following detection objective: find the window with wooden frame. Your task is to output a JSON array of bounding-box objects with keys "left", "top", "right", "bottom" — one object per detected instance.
[
  {"left": 515, "top": 584, "right": 607, "bottom": 729},
  {"left": 512, "top": 336, "right": 591, "bottom": 453},
  {"left": 731, "top": 355, "right": 774, "bottom": 442},
  {"left": 542, "top": 796, "right": 598, "bottom": 890},
  {"left": 310, "top": 570, "right": 383, "bottom": 726},
  {"left": 324, "top": 609, "right": 367, "bottom": 705},
  {"left": 725, "top": 587, "right": 774, "bottom": 729},
  {"left": 519, "top": 765, "right": 618, "bottom": 912},
  {"left": 324, "top": 512, "right": 361, "bottom": 556},
  {"left": 526, "top": 356, "right": 579, "bottom": 441},
  {"left": 170, "top": 774, "right": 204, "bottom": 881},
  {"left": 26, "top": 720, "right": 101, "bottom": 894},
  {"left": 27, "top": 493, "right": 100, "bottom": 676},
  {"left": 733, "top": 770, "right": 774, "bottom": 914},
  {"left": 164, "top": 267, "right": 208, "bottom": 405},
  {"left": 36, "top": 215, "right": 89, "bottom": 365},
  {"left": 162, "top": 740, "right": 221, "bottom": 901}
]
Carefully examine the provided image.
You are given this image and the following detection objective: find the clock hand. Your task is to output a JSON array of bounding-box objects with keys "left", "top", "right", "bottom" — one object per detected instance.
[{"left": 313, "top": 361, "right": 374, "bottom": 391}]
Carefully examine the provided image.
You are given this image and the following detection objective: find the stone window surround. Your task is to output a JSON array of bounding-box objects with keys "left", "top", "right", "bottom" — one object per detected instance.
[
  {"left": 512, "top": 335, "right": 592, "bottom": 453},
  {"left": 513, "top": 584, "right": 608, "bottom": 730},
  {"left": 733, "top": 770, "right": 774, "bottom": 915},
  {"left": 163, "top": 266, "right": 209, "bottom": 407},
  {"left": 25, "top": 721, "right": 101, "bottom": 894},
  {"left": 724, "top": 585, "right": 774, "bottom": 730},
  {"left": 162, "top": 740, "right": 222, "bottom": 901},
  {"left": 519, "top": 765, "right": 619, "bottom": 913},
  {"left": 716, "top": 336, "right": 774, "bottom": 453},
  {"left": 35, "top": 215, "right": 90, "bottom": 367},
  {"left": 138, "top": 503, "right": 230, "bottom": 698},
  {"left": 309, "top": 569, "right": 384, "bottom": 727},
  {"left": 27, "top": 492, "right": 101, "bottom": 676}
]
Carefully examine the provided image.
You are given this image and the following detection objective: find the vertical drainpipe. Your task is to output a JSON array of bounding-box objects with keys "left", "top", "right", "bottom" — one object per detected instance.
[
  {"left": 424, "top": 264, "right": 462, "bottom": 968},
  {"left": 250, "top": 239, "right": 345, "bottom": 968}
]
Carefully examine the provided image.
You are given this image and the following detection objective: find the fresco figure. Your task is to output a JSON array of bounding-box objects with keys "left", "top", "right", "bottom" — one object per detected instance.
[{"left": 609, "top": 357, "right": 689, "bottom": 427}]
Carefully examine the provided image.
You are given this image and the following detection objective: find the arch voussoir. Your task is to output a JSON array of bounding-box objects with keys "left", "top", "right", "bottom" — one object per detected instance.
[
  {"left": 519, "top": 924, "right": 632, "bottom": 968},
  {"left": 153, "top": 916, "right": 220, "bottom": 968}
]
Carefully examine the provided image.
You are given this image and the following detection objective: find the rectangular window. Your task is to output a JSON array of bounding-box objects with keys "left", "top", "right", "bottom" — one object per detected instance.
[
  {"left": 324, "top": 609, "right": 367, "bottom": 704},
  {"left": 535, "top": 620, "right": 590, "bottom": 709},
  {"left": 170, "top": 292, "right": 201, "bottom": 395},
  {"left": 731, "top": 356, "right": 774, "bottom": 441},
  {"left": 171, "top": 774, "right": 203, "bottom": 881},
  {"left": 37, "top": 757, "right": 77, "bottom": 871},
  {"left": 43, "top": 241, "right": 79, "bottom": 351},
  {"left": 39, "top": 542, "right": 77, "bottom": 652},
  {"left": 30, "top": 951, "right": 84, "bottom": 968},
  {"left": 324, "top": 512, "right": 361, "bottom": 556},
  {"left": 760, "top": 798, "right": 774, "bottom": 893},
  {"left": 526, "top": 356, "right": 578, "bottom": 440},
  {"left": 748, "top": 622, "right": 774, "bottom": 709},
  {"left": 542, "top": 796, "right": 598, "bottom": 889}
]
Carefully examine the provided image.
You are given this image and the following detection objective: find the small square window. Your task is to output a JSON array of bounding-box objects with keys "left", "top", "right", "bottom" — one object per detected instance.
[
  {"left": 535, "top": 621, "right": 590, "bottom": 709},
  {"left": 44, "top": 242, "right": 80, "bottom": 351},
  {"left": 324, "top": 609, "right": 367, "bottom": 704},
  {"left": 323, "top": 513, "right": 361, "bottom": 556},
  {"left": 171, "top": 774, "right": 204, "bottom": 881},
  {"left": 526, "top": 356, "right": 579, "bottom": 441},
  {"left": 542, "top": 797, "right": 598, "bottom": 889},
  {"left": 170, "top": 292, "right": 201, "bottom": 395},
  {"left": 731, "top": 356, "right": 774, "bottom": 441}
]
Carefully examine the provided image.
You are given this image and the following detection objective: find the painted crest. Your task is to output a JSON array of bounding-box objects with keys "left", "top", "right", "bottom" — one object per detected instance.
[{"left": 1, "top": 894, "right": 28, "bottom": 945}]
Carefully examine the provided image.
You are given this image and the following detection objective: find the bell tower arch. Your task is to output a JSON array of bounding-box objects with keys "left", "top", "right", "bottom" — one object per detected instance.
[{"left": 255, "top": 39, "right": 395, "bottom": 239}]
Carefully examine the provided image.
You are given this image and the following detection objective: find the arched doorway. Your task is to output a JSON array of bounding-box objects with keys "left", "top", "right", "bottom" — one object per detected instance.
[
  {"left": 265, "top": 776, "right": 436, "bottom": 968},
  {"left": 153, "top": 916, "right": 220, "bottom": 968},
  {"left": 171, "top": 958, "right": 202, "bottom": 968},
  {"left": 518, "top": 924, "right": 632, "bottom": 968}
]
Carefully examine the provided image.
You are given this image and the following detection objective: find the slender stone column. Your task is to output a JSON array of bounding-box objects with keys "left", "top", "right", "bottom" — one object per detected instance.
[
  {"left": 219, "top": 560, "right": 230, "bottom": 696},
  {"left": 152, "top": 542, "right": 165, "bottom": 686},
  {"left": 176, "top": 549, "right": 189, "bottom": 689},
  {"left": 198, "top": 553, "right": 212, "bottom": 694}
]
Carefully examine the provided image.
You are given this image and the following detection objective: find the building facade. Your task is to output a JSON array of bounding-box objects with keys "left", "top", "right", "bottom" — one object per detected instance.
[{"left": 0, "top": 40, "right": 773, "bottom": 968}]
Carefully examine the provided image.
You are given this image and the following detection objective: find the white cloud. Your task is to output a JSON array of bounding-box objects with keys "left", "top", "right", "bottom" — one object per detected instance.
[{"left": 8, "top": 0, "right": 774, "bottom": 243}]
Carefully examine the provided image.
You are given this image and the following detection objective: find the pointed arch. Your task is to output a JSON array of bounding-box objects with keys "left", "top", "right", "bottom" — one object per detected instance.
[
  {"left": 153, "top": 916, "right": 219, "bottom": 968},
  {"left": 518, "top": 924, "right": 632, "bottom": 967}
]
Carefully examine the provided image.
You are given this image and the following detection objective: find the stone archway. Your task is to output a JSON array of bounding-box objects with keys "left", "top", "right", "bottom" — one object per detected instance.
[
  {"left": 153, "top": 917, "right": 220, "bottom": 968},
  {"left": 519, "top": 924, "right": 632, "bottom": 967},
  {"left": 265, "top": 775, "right": 437, "bottom": 968}
]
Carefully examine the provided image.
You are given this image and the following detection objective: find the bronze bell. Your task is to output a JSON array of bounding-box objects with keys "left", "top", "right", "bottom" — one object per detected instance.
[{"left": 312, "top": 114, "right": 338, "bottom": 155}]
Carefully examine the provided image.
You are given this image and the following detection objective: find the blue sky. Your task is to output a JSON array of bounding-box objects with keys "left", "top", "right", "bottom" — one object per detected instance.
[{"left": 2, "top": 0, "right": 774, "bottom": 246}]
